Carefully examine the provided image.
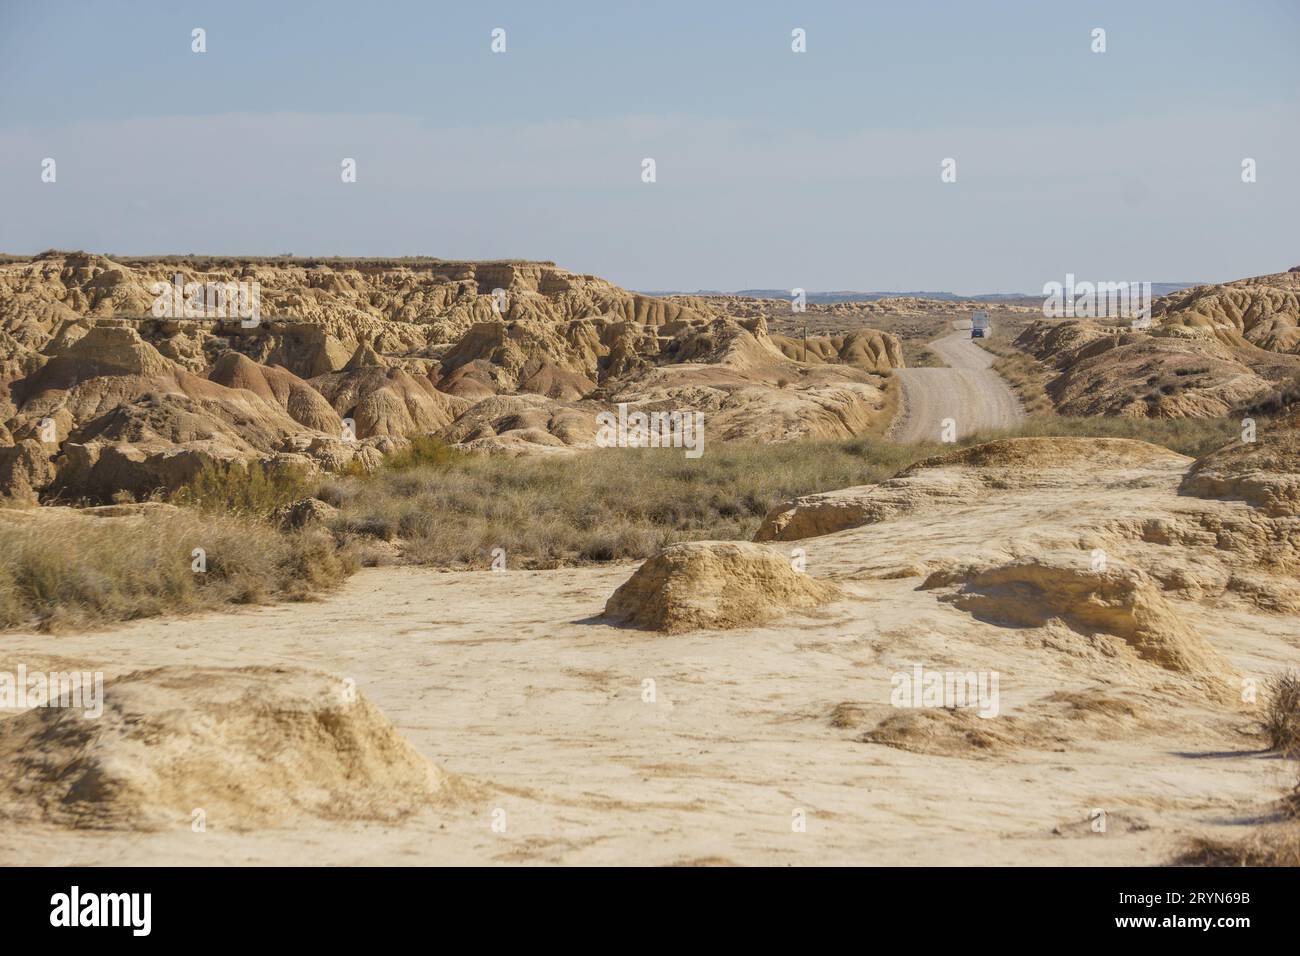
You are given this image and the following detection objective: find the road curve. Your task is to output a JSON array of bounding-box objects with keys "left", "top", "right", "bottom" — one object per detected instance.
[{"left": 890, "top": 328, "right": 1026, "bottom": 443}]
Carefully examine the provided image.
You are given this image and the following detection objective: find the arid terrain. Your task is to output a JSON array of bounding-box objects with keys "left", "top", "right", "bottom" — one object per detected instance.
[
  {"left": 2, "top": 254, "right": 1299, "bottom": 866},
  {"left": 2, "top": 433, "right": 1298, "bottom": 865}
]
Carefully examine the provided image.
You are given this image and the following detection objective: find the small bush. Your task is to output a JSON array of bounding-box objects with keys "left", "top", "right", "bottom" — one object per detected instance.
[
  {"left": 381, "top": 436, "right": 464, "bottom": 472},
  {"left": 1263, "top": 671, "right": 1300, "bottom": 755},
  {"left": 172, "top": 459, "right": 316, "bottom": 516}
]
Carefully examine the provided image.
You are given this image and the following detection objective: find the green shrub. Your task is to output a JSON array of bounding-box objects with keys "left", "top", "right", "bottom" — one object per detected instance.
[
  {"left": 171, "top": 459, "right": 316, "bottom": 516},
  {"left": 380, "top": 435, "right": 465, "bottom": 472}
]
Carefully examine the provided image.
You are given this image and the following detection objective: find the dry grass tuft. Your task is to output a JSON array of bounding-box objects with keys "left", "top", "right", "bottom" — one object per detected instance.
[
  {"left": 965, "top": 414, "right": 1239, "bottom": 459},
  {"left": 1173, "top": 826, "right": 1300, "bottom": 866},
  {"left": 1263, "top": 671, "right": 1300, "bottom": 755},
  {"left": 0, "top": 510, "right": 356, "bottom": 632}
]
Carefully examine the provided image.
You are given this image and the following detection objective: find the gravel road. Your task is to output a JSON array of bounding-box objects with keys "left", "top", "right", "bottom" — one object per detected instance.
[{"left": 890, "top": 327, "right": 1026, "bottom": 442}]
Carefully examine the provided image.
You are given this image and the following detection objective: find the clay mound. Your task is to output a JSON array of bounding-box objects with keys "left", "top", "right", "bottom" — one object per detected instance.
[
  {"left": 310, "top": 366, "right": 467, "bottom": 439},
  {"left": 604, "top": 541, "right": 842, "bottom": 633},
  {"left": 1015, "top": 282, "right": 1300, "bottom": 419},
  {"left": 208, "top": 351, "right": 343, "bottom": 433},
  {"left": 754, "top": 478, "right": 961, "bottom": 542},
  {"left": 438, "top": 319, "right": 597, "bottom": 400},
  {"left": 863, "top": 708, "right": 1018, "bottom": 756},
  {"left": 1180, "top": 412, "right": 1300, "bottom": 516},
  {"left": 657, "top": 317, "right": 790, "bottom": 370},
  {"left": 770, "top": 328, "right": 904, "bottom": 372},
  {"left": 440, "top": 393, "right": 600, "bottom": 454},
  {"left": 0, "top": 665, "right": 456, "bottom": 831},
  {"left": 858, "top": 687, "right": 1158, "bottom": 758},
  {"left": 1042, "top": 336, "right": 1275, "bottom": 418},
  {"left": 28, "top": 323, "right": 176, "bottom": 382},
  {"left": 0, "top": 439, "right": 56, "bottom": 504},
  {"left": 608, "top": 318, "right": 893, "bottom": 444},
  {"left": 921, "top": 558, "right": 1236, "bottom": 687},
  {"left": 343, "top": 341, "right": 387, "bottom": 370},
  {"left": 604, "top": 293, "right": 713, "bottom": 328}
]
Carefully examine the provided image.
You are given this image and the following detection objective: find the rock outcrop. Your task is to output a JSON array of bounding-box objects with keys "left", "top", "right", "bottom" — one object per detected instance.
[
  {"left": 1181, "top": 410, "right": 1300, "bottom": 516},
  {"left": 604, "top": 541, "right": 842, "bottom": 633},
  {"left": 757, "top": 438, "right": 1183, "bottom": 542},
  {"left": 0, "top": 665, "right": 457, "bottom": 831},
  {"left": 920, "top": 558, "right": 1237, "bottom": 688}
]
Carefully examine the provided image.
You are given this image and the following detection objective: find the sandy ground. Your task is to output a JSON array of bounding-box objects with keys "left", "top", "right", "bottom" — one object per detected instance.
[
  {"left": 892, "top": 328, "right": 1026, "bottom": 441},
  {"left": 1, "top": 444, "right": 1294, "bottom": 866}
]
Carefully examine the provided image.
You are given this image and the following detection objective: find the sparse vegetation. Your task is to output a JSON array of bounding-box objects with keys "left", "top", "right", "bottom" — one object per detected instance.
[
  {"left": 316, "top": 414, "right": 1241, "bottom": 568},
  {"left": 970, "top": 414, "right": 1240, "bottom": 459},
  {"left": 321, "top": 437, "right": 949, "bottom": 568},
  {"left": 0, "top": 509, "right": 357, "bottom": 632},
  {"left": 977, "top": 339, "right": 1056, "bottom": 415},
  {"left": 905, "top": 345, "right": 945, "bottom": 368},
  {"left": 1173, "top": 826, "right": 1300, "bottom": 866}
]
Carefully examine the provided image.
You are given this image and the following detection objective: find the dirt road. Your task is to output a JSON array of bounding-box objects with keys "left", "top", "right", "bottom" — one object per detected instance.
[{"left": 891, "top": 327, "right": 1025, "bottom": 442}]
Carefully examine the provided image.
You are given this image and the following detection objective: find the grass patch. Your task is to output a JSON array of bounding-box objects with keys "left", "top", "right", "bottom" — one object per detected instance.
[
  {"left": 322, "top": 436, "right": 951, "bottom": 568},
  {"left": 0, "top": 508, "right": 357, "bottom": 633},
  {"left": 903, "top": 343, "right": 945, "bottom": 368},
  {"left": 321, "top": 413, "right": 1241, "bottom": 568}
]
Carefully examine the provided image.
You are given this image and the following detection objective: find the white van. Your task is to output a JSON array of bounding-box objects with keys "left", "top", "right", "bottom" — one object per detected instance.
[{"left": 970, "top": 311, "right": 990, "bottom": 339}]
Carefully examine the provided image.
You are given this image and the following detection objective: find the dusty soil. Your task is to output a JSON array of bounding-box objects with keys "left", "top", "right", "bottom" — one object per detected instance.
[{"left": 1, "top": 438, "right": 1294, "bottom": 866}]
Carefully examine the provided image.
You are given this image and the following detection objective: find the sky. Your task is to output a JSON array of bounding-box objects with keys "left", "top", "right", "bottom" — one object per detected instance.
[{"left": 1, "top": 0, "right": 1297, "bottom": 292}]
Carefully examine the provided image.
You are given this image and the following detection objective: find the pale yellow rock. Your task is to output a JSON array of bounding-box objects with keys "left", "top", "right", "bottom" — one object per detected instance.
[
  {"left": 0, "top": 665, "right": 459, "bottom": 831},
  {"left": 604, "top": 540, "right": 842, "bottom": 633}
]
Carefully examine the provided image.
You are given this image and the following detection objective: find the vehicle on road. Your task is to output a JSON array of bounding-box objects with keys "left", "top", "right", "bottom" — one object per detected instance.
[{"left": 970, "top": 311, "right": 990, "bottom": 339}]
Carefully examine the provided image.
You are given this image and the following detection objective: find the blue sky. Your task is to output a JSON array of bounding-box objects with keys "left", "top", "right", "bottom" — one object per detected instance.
[{"left": 1, "top": 0, "right": 1297, "bottom": 291}]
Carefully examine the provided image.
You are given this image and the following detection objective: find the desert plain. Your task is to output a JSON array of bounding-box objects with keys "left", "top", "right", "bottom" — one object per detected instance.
[{"left": 1, "top": 254, "right": 1298, "bottom": 866}]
